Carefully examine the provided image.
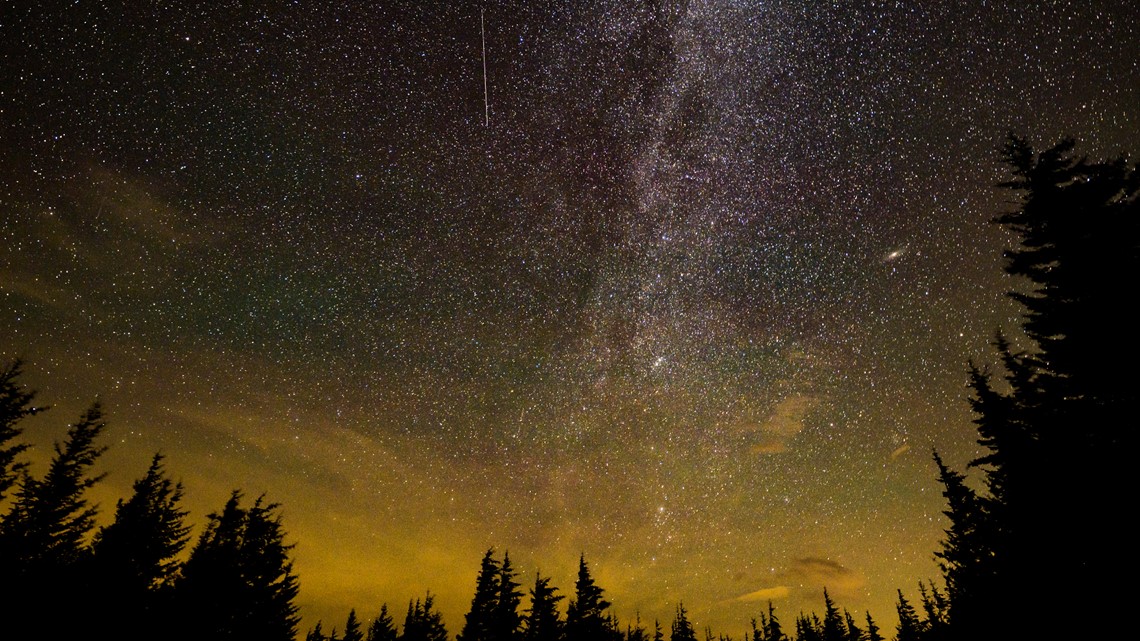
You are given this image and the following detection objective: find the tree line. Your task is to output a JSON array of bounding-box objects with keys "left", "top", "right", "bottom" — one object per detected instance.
[
  {"left": 0, "top": 365, "right": 300, "bottom": 640},
  {"left": 2, "top": 135, "right": 1133, "bottom": 639}
]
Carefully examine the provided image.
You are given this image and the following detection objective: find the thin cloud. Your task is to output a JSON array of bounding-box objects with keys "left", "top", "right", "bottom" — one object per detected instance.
[
  {"left": 788, "top": 557, "right": 865, "bottom": 597},
  {"left": 734, "top": 585, "right": 791, "bottom": 602},
  {"left": 748, "top": 394, "right": 818, "bottom": 454}
]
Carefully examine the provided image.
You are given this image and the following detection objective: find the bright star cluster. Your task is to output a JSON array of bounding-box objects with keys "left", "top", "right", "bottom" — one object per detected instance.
[{"left": 2, "top": 1, "right": 1137, "bottom": 635}]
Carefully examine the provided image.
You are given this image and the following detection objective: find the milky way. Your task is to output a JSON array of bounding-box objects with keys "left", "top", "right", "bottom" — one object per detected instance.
[{"left": 2, "top": 1, "right": 1137, "bottom": 634}]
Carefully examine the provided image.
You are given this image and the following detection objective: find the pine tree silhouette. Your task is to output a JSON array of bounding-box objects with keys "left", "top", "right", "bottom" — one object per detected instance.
[
  {"left": 88, "top": 453, "right": 190, "bottom": 638},
  {"left": 343, "top": 609, "right": 365, "bottom": 641},
  {"left": 368, "top": 604, "right": 400, "bottom": 641},
  {"left": 492, "top": 551, "right": 524, "bottom": 641},
  {"left": 523, "top": 573, "right": 563, "bottom": 641},
  {"left": 933, "top": 136, "right": 1138, "bottom": 640},
  {"left": 670, "top": 602, "right": 698, "bottom": 641},
  {"left": 401, "top": 592, "right": 449, "bottom": 641},
  {"left": 460, "top": 549, "right": 501, "bottom": 641},
  {"left": 0, "top": 402, "right": 107, "bottom": 637},
  {"left": 0, "top": 359, "right": 45, "bottom": 502},
  {"left": 564, "top": 555, "right": 613, "bottom": 641},
  {"left": 172, "top": 491, "right": 300, "bottom": 640}
]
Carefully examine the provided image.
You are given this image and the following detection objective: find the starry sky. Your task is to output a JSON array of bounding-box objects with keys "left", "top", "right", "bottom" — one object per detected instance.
[{"left": 3, "top": 0, "right": 1138, "bottom": 636}]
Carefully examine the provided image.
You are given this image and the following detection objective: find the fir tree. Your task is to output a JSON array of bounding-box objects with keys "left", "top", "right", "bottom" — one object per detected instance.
[
  {"left": 309, "top": 622, "right": 328, "bottom": 641},
  {"left": 794, "top": 613, "right": 822, "bottom": 641},
  {"left": 670, "top": 603, "right": 697, "bottom": 641},
  {"left": 933, "top": 136, "right": 1138, "bottom": 640},
  {"left": 90, "top": 453, "right": 189, "bottom": 588},
  {"left": 765, "top": 601, "right": 784, "bottom": 641},
  {"left": 493, "top": 551, "right": 524, "bottom": 641},
  {"left": 0, "top": 402, "right": 107, "bottom": 637},
  {"left": 893, "top": 590, "right": 924, "bottom": 641},
  {"left": 369, "top": 604, "right": 400, "bottom": 641},
  {"left": 0, "top": 359, "right": 45, "bottom": 502},
  {"left": 401, "top": 592, "right": 449, "bottom": 641},
  {"left": 627, "top": 612, "right": 648, "bottom": 641},
  {"left": 460, "top": 548, "right": 501, "bottom": 641},
  {"left": 841, "top": 610, "right": 860, "bottom": 641},
  {"left": 917, "top": 581, "right": 948, "bottom": 641},
  {"left": 0, "top": 402, "right": 107, "bottom": 570},
  {"left": 172, "top": 491, "right": 301, "bottom": 641},
  {"left": 88, "top": 453, "right": 190, "bottom": 637},
  {"left": 862, "top": 613, "right": 882, "bottom": 641},
  {"left": 819, "top": 590, "right": 844, "bottom": 641},
  {"left": 524, "top": 573, "right": 563, "bottom": 641},
  {"left": 343, "top": 609, "right": 365, "bottom": 641},
  {"left": 564, "top": 555, "right": 612, "bottom": 641}
]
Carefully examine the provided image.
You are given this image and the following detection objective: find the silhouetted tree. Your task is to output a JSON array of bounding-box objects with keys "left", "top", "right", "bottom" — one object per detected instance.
[
  {"left": 863, "top": 613, "right": 882, "bottom": 641},
  {"left": 88, "top": 453, "right": 190, "bottom": 637},
  {"left": 460, "top": 549, "right": 501, "bottom": 641},
  {"left": 0, "top": 359, "right": 44, "bottom": 502},
  {"left": 670, "top": 603, "right": 697, "bottom": 641},
  {"left": 627, "top": 612, "right": 648, "bottom": 641},
  {"left": 564, "top": 555, "right": 612, "bottom": 641},
  {"left": 493, "top": 551, "right": 524, "bottom": 641},
  {"left": 758, "top": 601, "right": 785, "bottom": 641},
  {"left": 401, "top": 592, "right": 448, "bottom": 641},
  {"left": 0, "top": 402, "right": 107, "bottom": 637},
  {"left": 653, "top": 620, "right": 665, "bottom": 641},
  {"left": 933, "top": 136, "right": 1138, "bottom": 640},
  {"left": 309, "top": 622, "right": 329, "bottom": 641},
  {"left": 893, "top": 590, "right": 924, "bottom": 641},
  {"left": 819, "top": 590, "right": 844, "bottom": 641},
  {"left": 369, "top": 604, "right": 400, "bottom": 641},
  {"left": 794, "top": 613, "right": 822, "bottom": 641},
  {"left": 524, "top": 573, "right": 563, "bottom": 641},
  {"left": 917, "top": 581, "right": 947, "bottom": 641},
  {"left": 841, "top": 610, "right": 860, "bottom": 641},
  {"left": 172, "top": 491, "right": 300, "bottom": 640},
  {"left": 343, "top": 609, "right": 365, "bottom": 641}
]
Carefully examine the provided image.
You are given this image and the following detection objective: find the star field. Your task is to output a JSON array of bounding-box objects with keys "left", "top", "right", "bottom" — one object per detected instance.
[{"left": 2, "top": 1, "right": 1138, "bottom": 635}]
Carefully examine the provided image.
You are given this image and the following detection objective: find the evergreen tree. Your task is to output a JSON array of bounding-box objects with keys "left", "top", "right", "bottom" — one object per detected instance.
[
  {"left": 930, "top": 449, "right": 992, "bottom": 637},
  {"left": 862, "top": 613, "right": 882, "bottom": 641},
  {"left": 0, "top": 359, "right": 45, "bottom": 502},
  {"left": 564, "top": 555, "right": 612, "bottom": 641},
  {"left": 524, "top": 573, "right": 563, "bottom": 641},
  {"left": 917, "top": 581, "right": 947, "bottom": 641},
  {"left": 492, "top": 551, "right": 524, "bottom": 641},
  {"left": 627, "top": 612, "right": 648, "bottom": 641},
  {"left": 0, "top": 402, "right": 107, "bottom": 637},
  {"left": 670, "top": 603, "right": 697, "bottom": 641},
  {"left": 841, "top": 610, "right": 860, "bottom": 641},
  {"left": 819, "top": 590, "right": 844, "bottom": 641},
  {"left": 893, "top": 591, "right": 924, "bottom": 641},
  {"left": 765, "top": 601, "right": 784, "bottom": 641},
  {"left": 369, "top": 604, "right": 400, "bottom": 641},
  {"left": 401, "top": 592, "right": 449, "bottom": 641},
  {"left": 309, "top": 622, "right": 328, "bottom": 641},
  {"left": 793, "top": 613, "right": 821, "bottom": 641},
  {"left": 460, "top": 548, "right": 501, "bottom": 641},
  {"left": 934, "top": 136, "right": 1139, "bottom": 640},
  {"left": 344, "top": 609, "right": 365, "bottom": 641},
  {"left": 172, "top": 491, "right": 301, "bottom": 641},
  {"left": 88, "top": 453, "right": 190, "bottom": 637},
  {"left": 0, "top": 402, "right": 107, "bottom": 569},
  {"left": 653, "top": 620, "right": 665, "bottom": 641}
]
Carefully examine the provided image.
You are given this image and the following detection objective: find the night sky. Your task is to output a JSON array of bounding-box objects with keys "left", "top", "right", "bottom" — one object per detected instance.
[{"left": 3, "top": 1, "right": 1138, "bottom": 635}]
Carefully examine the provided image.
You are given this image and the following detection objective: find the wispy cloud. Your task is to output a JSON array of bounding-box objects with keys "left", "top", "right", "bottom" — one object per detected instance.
[
  {"left": 748, "top": 394, "right": 818, "bottom": 454},
  {"left": 735, "top": 585, "right": 791, "bottom": 602}
]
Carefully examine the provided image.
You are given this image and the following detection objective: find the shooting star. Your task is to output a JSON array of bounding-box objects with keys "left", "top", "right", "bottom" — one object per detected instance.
[{"left": 481, "top": 8, "right": 489, "bottom": 126}]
